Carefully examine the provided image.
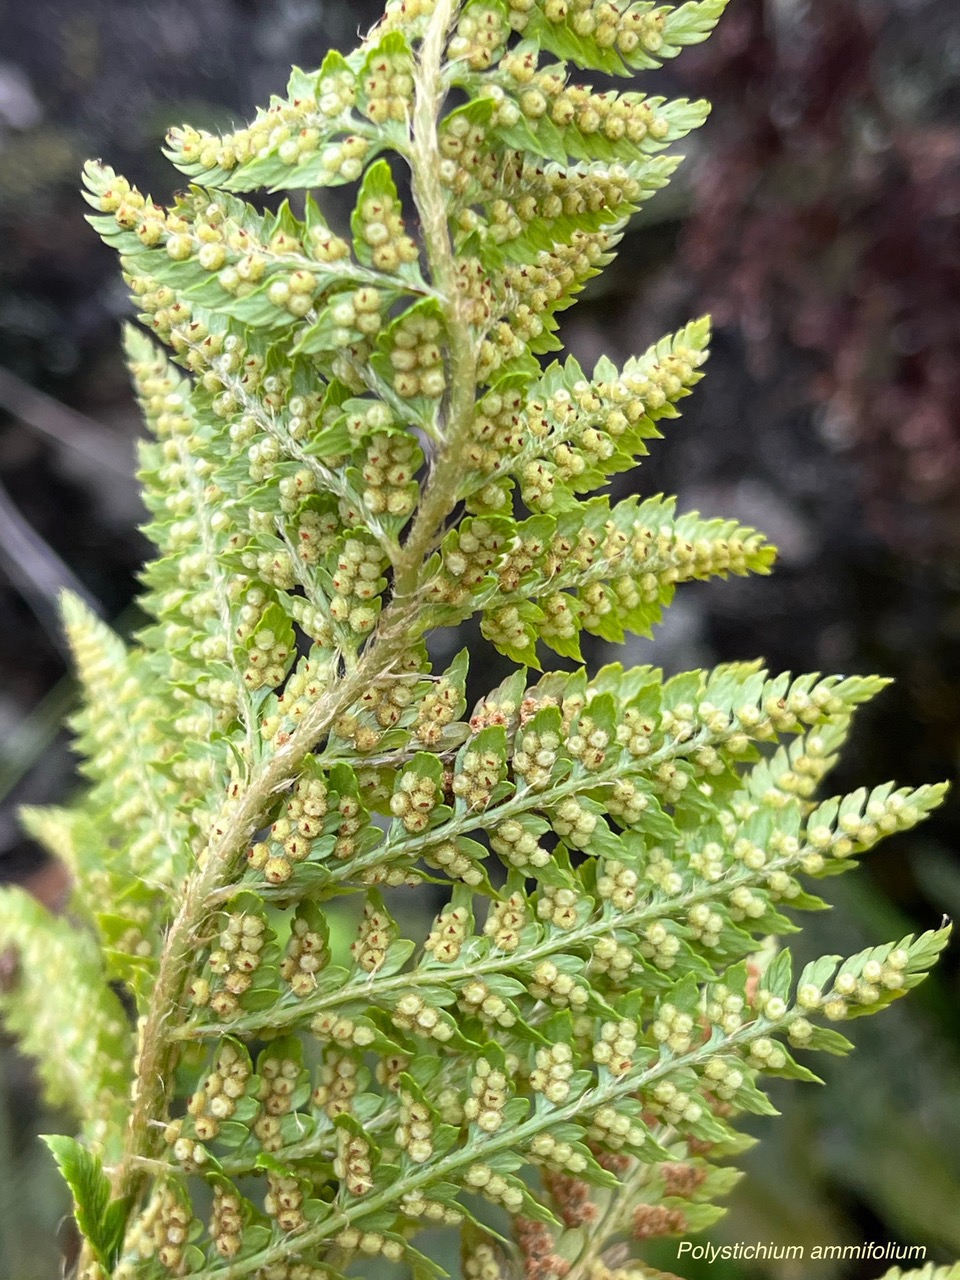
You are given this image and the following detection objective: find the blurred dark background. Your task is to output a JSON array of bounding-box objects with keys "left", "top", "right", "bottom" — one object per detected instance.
[{"left": 1, "top": 0, "right": 959, "bottom": 1276}]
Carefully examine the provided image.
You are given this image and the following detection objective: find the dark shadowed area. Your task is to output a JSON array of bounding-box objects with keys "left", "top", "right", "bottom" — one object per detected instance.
[{"left": 0, "top": 1, "right": 958, "bottom": 1277}]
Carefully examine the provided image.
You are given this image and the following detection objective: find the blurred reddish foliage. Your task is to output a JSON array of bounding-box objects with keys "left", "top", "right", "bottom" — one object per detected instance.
[{"left": 679, "top": 0, "right": 960, "bottom": 553}]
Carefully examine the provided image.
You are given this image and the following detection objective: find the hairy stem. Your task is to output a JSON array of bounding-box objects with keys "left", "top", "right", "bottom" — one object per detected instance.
[
  {"left": 94, "top": 4, "right": 475, "bottom": 1267},
  {"left": 394, "top": 0, "right": 480, "bottom": 597},
  {"left": 95, "top": 630, "right": 404, "bottom": 1271}
]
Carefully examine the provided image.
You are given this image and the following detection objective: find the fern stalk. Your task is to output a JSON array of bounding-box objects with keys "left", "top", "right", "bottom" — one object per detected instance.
[
  {"left": 395, "top": 0, "right": 481, "bottom": 595},
  {"left": 113, "top": 0, "right": 478, "bottom": 1201}
]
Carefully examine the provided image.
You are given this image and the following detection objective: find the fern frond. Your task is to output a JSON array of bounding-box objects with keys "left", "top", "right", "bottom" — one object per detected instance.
[{"left": 0, "top": 888, "right": 132, "bottom": 1157}]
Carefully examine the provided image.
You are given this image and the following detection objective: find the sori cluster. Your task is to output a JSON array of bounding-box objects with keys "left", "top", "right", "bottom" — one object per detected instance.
[{"left": 0, "top": 2, "right": 950, "bottom": 1280}]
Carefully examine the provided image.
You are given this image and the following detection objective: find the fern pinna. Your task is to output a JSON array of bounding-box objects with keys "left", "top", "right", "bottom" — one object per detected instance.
[{"left": 0, "top": 2, "right": 950, "bottom": 1279}]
